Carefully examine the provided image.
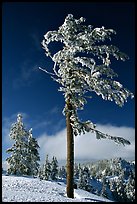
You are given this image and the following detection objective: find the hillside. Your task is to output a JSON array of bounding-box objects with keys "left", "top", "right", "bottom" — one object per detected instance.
[{"left": 2, "top": 175, "right": 113, "bottom": 202}]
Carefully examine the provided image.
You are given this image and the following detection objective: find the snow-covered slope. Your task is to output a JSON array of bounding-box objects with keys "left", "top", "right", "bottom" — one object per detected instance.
[{"left": 2, "top": 175, "right": 113, "bottom": 202}]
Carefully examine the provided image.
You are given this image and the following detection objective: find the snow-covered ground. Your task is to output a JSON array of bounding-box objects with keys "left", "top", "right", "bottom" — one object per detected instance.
[{"left": 2, "top": 175, "right": 113, "bottom": 202}]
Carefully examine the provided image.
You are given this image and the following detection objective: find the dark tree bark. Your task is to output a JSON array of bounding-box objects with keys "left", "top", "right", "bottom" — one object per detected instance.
[{"left": 66, "top": 98, "right": 74, "bottom": 198}]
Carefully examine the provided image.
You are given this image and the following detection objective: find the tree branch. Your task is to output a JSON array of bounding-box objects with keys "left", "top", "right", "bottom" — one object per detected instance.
[
  {"left": 38, "top": 67, "right": 55, "bottom": 76},
  {"left": 94, "top": 129, "right": 130, "bottom": 145}
]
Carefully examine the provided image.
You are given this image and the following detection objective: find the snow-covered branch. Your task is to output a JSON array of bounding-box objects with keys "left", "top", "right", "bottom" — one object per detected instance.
[
  {"left": 39, "top": 67, "right": 55, "bottom": 76},
  {"left": 69, "top": 113, "right": 130, "bottom": 146},
  {"left": 95, "top": 128, "right": 130, "bottom": 146}
]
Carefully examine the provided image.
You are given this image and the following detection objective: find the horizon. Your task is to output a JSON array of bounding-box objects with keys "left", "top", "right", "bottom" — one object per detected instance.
[{"left": 2, "top": 155, "right": 135, "bottom": 171}]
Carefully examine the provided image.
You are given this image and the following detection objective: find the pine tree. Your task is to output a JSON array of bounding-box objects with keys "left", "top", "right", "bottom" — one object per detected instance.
[
  {"left": 116, "top": 178, "right": 127, "bottom": 202},
  {"left": 125, "top": 175, "right": 135, "bottom": 202},
  {"left": 74, "top": 163, "right": 80, "bottom": 180},
  {"left": 101, "top": 176, "right": 108, "bottom": 198},
  {"left": 78, "top": 166, "right": 91, "bottom": 192},
  {"left": 39, "top": 14, "right": 134, "bottom": 198},
  {"left": 58, "top": 165, "right": 66, "bottom": 179},
  {"left": 6, "top": 114, "right": 28, "bottom": 175},
  {"left": 38, "top": 166, "right": 43, "bottom": 180},
  {"left": 78, "top": 167, "right": 84, "bottom": 189},
  {"left": 26, "top": 128, "right": 40, "bottom": 176},
  {"left": 42, "top": 155, "right": 51, "bottom": 180},
  {"left": 6, "top": 114, "right": 40, "bottom": 176},
  {"left": 51, "top": 156, "right": 58, "bottom": 180}
]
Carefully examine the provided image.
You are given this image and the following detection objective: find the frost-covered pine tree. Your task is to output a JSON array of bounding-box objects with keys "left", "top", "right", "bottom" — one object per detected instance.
[
  {"left": 58, "top": 165, "right": 66, "bottom": 179},
  {"left": 78, "top": 167, "right": 84, "bottom": 190},
  {"left": 6, "top": 114, "right": 40, "bottom": 176},
  {"left": 26, "top": 128, "right": 40, "bottom": 176},
  {"left": 78, "top": 166, "right": 91, "bottom": 192},
  {"left": 39, "top": 14, "right": 134, "bottom": 198},
  {"left": 42, "top": 154, "right": 51, "bottom": 180},
  {"left": 38, "top": 166, "right": 43, "bottom": 180},
  {"left": 74, "top": 163, "right": 80, "bottom": 179},
  {"left": 125, "top": 174, "right": 135, "bottom": 202},
  {"left": 101, "top": 176, "right": 108, "bottom": 198},
  {"left": 50, "top": 156, "right": 58, "bottom": 180},
  {"left": 6, "top": 114, "right": 28, "bottom": 175},
  {"left": 115, "top": 176, "right": 127, "bottom": 202}
]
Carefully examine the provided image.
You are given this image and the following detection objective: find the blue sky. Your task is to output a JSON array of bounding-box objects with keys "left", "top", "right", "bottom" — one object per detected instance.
[{"left": 2, "top": 2, "right": 135, "bottom": 165}]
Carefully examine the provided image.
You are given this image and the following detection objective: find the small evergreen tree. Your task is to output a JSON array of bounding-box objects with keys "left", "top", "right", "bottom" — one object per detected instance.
[
  {"left": 51, "top": 156, "right": 58, "bottom": 180},
  {"left": 42, "top": 155, "right": 51, "bottom": 180},
  {"left": 26, "top": 128, "right": 40, "bottom": 176},
  {"left": 101, "top": 176, "right": 108, "bottom": 198},
  {"left": 125, "top": 175, "right": 135, "bottom": 202},
  {"left": 38, "top": 166, "right": 44, "bottom": 180},
  {"left": 58, "top": 165, "right": 66, "bottom": 179},
  {"left": 116, "top": 179, "right": 127, "bottom": 202},
  {"left": 78, "top": 166, "right": 91, "bottom": 192},
  {"left": 78, "top": 167, "right": 84, "bottom": 189},
  {"left": 74, "top": 163, "right": 80, "bottom": 180}
]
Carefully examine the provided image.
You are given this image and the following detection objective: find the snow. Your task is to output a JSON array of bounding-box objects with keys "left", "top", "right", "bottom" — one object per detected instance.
[{"left": 2, "top": 175, "right": 113, "bottom": 202}]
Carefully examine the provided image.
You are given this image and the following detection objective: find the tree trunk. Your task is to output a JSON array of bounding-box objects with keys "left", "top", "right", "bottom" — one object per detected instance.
[{"left": 66, "top": 99, "right": 74, "bottom": 198}]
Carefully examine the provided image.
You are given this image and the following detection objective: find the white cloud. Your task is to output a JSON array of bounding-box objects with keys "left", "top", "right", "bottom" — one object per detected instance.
[
  {"left": 37, "top": 129, "right": 67, "bottom": 162},
  {"left": 37, "top": 124, "right": 135, "bottom": 163},
  {"left": 75, "top": 124, "right": 135, "bottom": 160}
]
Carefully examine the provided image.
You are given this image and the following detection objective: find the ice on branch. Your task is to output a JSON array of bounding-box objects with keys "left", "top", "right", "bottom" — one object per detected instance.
[{"left": 95, "top": 130, "right": 131, "bottom": 146}]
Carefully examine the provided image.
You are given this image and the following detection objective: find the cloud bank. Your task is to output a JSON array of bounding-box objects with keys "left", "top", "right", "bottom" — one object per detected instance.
[
  {"left": 37, "top": 124, "right": 135, "bottom": 163},
  {"left": 2, "top": 113, "right": 135, "bottom": 168}
]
